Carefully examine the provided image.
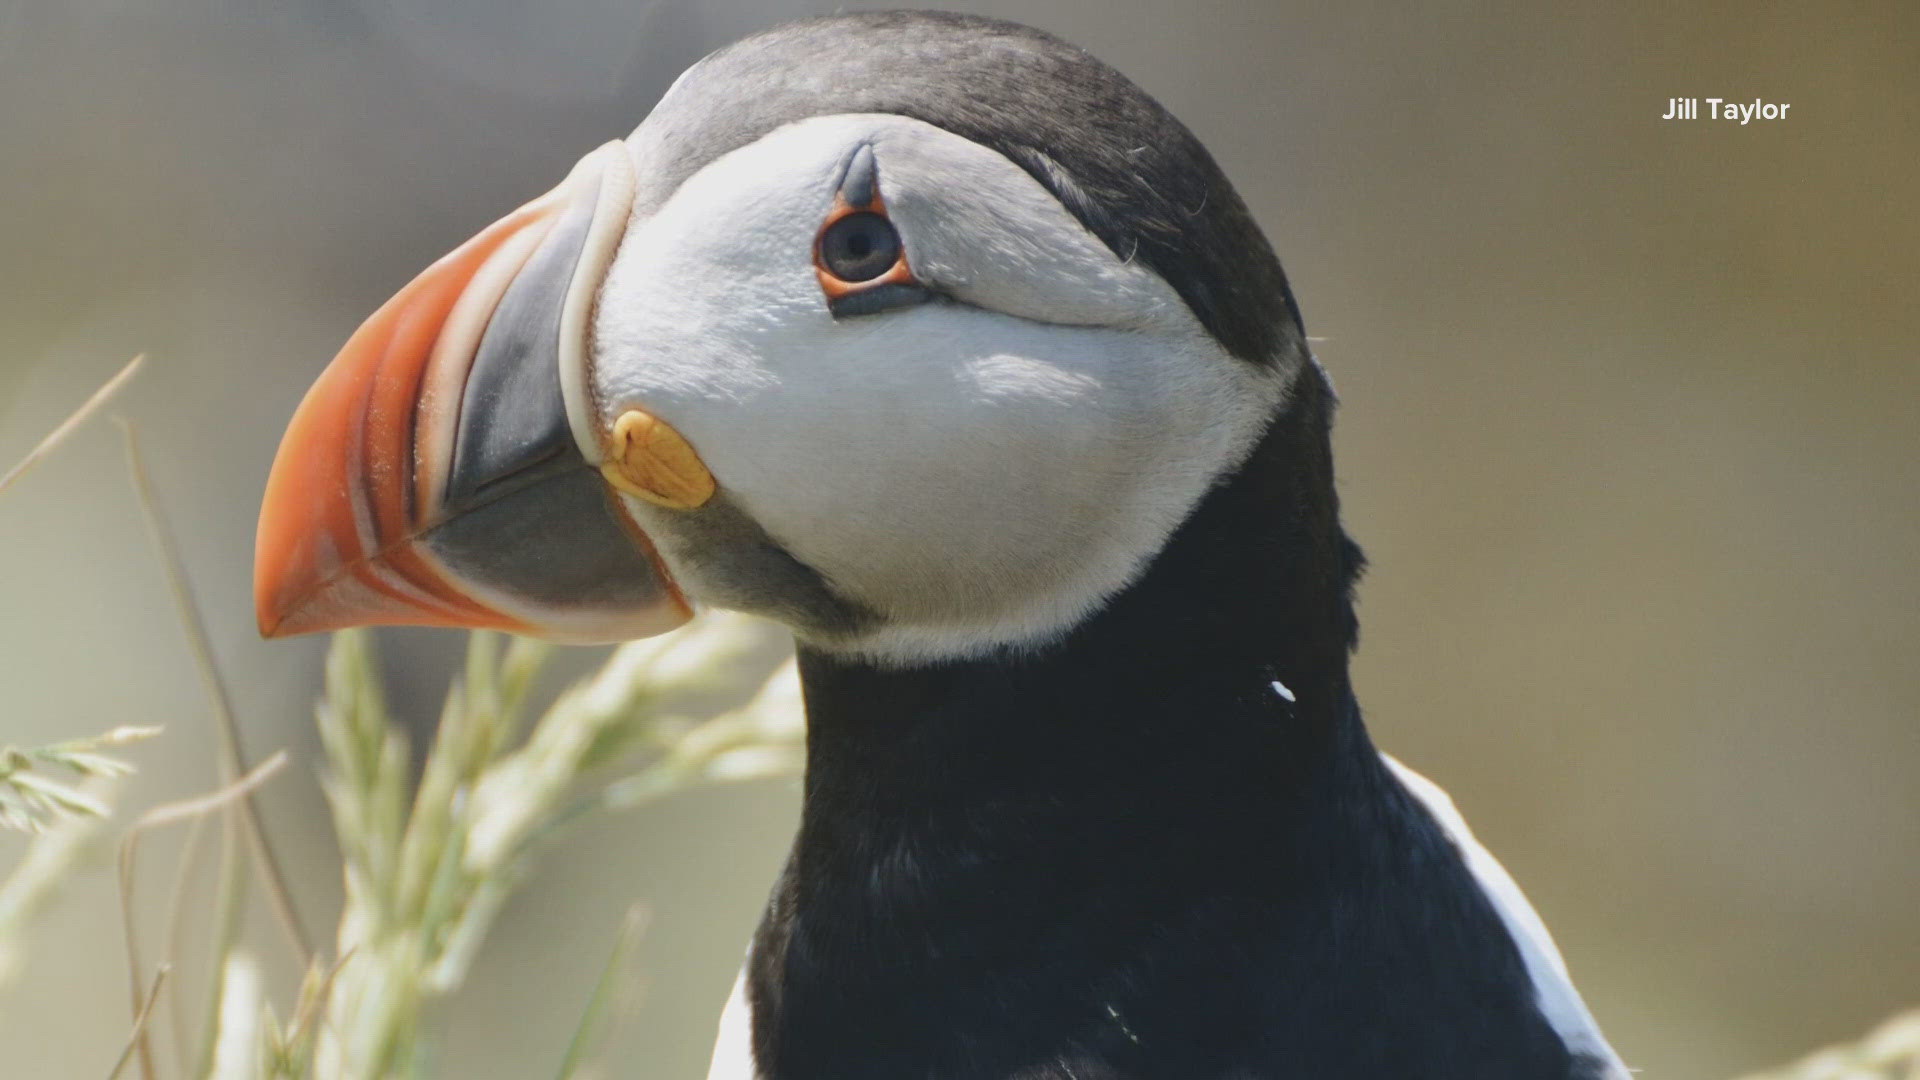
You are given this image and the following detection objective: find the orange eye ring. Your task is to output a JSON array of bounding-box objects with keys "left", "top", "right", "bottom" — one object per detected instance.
[{"left": 813, "top": 189, "right": 917, "bottom": 302}]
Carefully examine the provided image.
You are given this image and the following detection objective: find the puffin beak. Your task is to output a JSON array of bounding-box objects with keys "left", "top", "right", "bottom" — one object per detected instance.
[{"left": 255, "top": 141, "right": 693, "bottom": 643}]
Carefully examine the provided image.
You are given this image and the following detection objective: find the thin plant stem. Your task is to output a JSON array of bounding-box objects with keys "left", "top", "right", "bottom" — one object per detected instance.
[
  {"left": 118, "top": 418, "right": 313, "bottom": 966},
  {"left": 0, "top": 354, "right": 143, "bottom": 497},
  {"left": 555, "top": 905, "right": 649, "bottom": 1080},
  {"left": 284, "top": 947, "right": 355, "bottom": 1058},
  {"left": 117, "top": 753, "right": 288, "bottom": 1080},
  {"left": 105, "top": 964, "right": 170, "bottom": 1080},
  {"left": 162, "top": 812, "right": 210, "bottom": 1079}
]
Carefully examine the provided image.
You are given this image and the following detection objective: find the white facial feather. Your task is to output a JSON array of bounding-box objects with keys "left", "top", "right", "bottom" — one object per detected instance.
[{"left": 592, "top": 114, "right": 1286, "bottom": 663}]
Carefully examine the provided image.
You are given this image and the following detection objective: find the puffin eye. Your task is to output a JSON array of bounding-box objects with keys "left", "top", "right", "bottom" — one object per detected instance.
[
  {"left": 818, "top": 212, "right": 900, "bottom": 283},
  {"left": 813, "top": 149, "right": 929, "bottom": 319}
]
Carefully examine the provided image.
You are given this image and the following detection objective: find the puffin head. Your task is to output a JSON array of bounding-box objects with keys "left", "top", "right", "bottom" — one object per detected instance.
[{"left": 255, "top": 12, "right": 1309, "bottom": 663}]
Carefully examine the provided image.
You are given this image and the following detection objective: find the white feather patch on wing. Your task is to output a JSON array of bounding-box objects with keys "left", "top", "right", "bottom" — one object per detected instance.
[
  {"left": 1381, "top": 754, "right": 1631, "bottom": 1079},
  {"left": 705, "top": 962, "right": 760, "bottom": 1080}
]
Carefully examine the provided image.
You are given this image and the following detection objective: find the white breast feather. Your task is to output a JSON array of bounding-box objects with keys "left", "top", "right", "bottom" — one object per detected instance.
[
  {"left": 1382, "top": 753, "right": 1632, "bottom": 1078},
  {"left": 705, "top": 963, "right": 759, "bottom": 1080}
]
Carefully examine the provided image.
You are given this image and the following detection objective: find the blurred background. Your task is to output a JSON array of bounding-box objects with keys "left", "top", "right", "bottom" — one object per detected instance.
[{"left": 2, "top": 0, "right": 1915, "bottom": 1075}]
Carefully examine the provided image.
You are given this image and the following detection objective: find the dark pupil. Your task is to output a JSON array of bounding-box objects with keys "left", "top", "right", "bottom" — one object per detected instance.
[{"left": 822, "top": 212, "right": 899, "bottom": 282}]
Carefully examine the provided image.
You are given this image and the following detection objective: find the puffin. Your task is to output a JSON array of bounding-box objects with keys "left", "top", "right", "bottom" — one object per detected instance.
[{"left": 253, "top": 12, "right": 1629, "bottom": 1079}]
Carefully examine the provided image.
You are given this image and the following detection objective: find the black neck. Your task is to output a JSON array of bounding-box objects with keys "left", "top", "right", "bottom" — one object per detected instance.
[
  {"left": 747, "top": 368, "right": 1410, "bottom": 1074},
  {"left": 746, "top": 367, "right": 1582, "bottom": 1078}
]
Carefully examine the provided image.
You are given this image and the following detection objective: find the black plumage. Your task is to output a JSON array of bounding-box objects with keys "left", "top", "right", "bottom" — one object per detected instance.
[{"left": 743, "top": 368, "right": 1602, "bottom": 1079}]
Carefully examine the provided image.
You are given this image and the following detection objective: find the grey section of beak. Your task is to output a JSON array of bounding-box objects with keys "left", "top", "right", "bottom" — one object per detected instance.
[
  {"left": 418, "top": 164, "right": 679, "bottom": 641},
  {"left": 445, "top": 172, "right": 604, "bottom": 514},
  {"left": 423, "top": 469, "right": 674, "bottom": 629}
]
